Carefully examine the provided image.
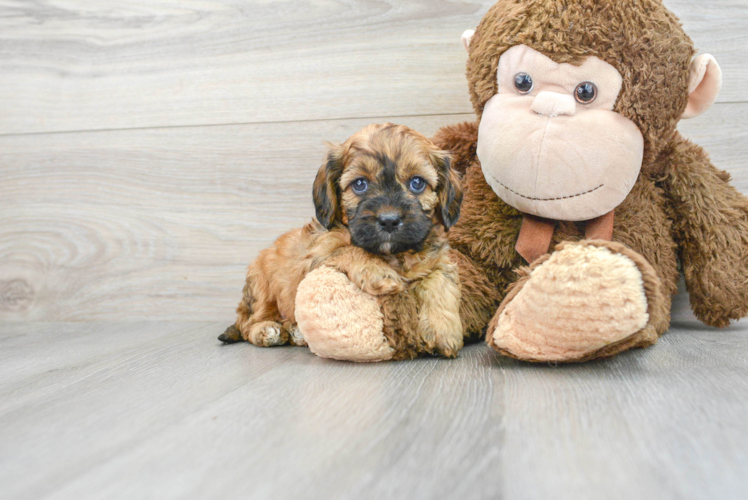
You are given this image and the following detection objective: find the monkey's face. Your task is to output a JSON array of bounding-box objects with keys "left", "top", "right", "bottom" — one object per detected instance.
[
  {"left": 476, "top": 45, "right": 644, "bottom": 221},
  {"left": 313, "top": 124, "right": 462, "bottom": 255}
]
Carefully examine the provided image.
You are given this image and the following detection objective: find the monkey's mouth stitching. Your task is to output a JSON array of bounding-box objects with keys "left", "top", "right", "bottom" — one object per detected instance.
[{"left": 488, "top": 174, "right": 604, "bottom": 201}]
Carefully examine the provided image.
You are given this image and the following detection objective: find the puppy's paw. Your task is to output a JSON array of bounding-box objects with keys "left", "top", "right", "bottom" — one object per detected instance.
[
  {"left": 422, "top": 312, "right": 464, "bottom": 358},
  {"left": 247, "top": 321, "right": 288, "bottom": 347},
  {"left": 355, "top": 265, "right": 404, "bottom": 295},
  {"left": 287, "top": 324, "right": 307, "bottom": 347},
  {"left": 434, "top": 331, "right": 464, "bottom": 358}
]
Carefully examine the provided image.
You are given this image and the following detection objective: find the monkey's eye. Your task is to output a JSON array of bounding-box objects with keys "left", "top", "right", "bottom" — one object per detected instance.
[
  {"left": 409, "top": 176, "right": 427, "bottom": 194},
  {"left": 514, "top": 72, "right": 533, "bottom": 94},
  {"left": 574, "top": 82, "right": 598, "bottom": 103},
  {"left": 351, "top": 178, "right": 368, "bottom": 194}
]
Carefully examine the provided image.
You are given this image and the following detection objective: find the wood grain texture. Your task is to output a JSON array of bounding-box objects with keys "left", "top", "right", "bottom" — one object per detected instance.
[
  {"left": 0, "top": 114, "right": 472, "bottom": 321},
  {"left": 1, "top": 2, "right": 747, "bottom": 498},
  {"left": 0, "top": 0, "right": 746, "bottom": 135},
  {"left": 1, "top": 107, "right": 745, "bottom": 322},
  {"left": 0, "top": 293, "right": 746, "bottom": 500}
]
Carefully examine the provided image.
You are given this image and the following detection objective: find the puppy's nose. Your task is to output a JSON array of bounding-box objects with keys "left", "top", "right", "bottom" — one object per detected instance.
[{"left": 377, "top": 213, "right": 402, "bottom": 233}]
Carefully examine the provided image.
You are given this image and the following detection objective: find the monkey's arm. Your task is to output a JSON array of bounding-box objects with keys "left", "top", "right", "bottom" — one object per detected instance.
[
  {"left": 431, "top": 121, "right": 479, "bottom": 175},
  {"left": 662, "top": 135, "right": 748, "bottom": 327}
]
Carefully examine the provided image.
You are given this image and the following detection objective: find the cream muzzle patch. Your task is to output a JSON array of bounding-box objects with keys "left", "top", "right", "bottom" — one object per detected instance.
[{"left": 477, "top": 45, "right": 644, "bottom": 221}]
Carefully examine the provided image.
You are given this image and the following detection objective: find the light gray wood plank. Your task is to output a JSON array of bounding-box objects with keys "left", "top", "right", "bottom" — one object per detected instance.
[
  {"left": 0, "top": 310, "right": 746, "bottom": 500},
  {"left": 0, "top": 0, "right": 745, "bottom": 135},
  {"left": 1, "top": 105, "right": 746, "bottom": 323},
  {"left": 0, "top": 322, "right": 504, "bottom": 500},
  {"left": 0, "top": 113, "right": 474, "bottom": 322},
  {"left": 500, "top": 290, "right": 748, "bottom": 500},
  {"left": 0, "top": 0, "right": 484, "bottom": 135}
]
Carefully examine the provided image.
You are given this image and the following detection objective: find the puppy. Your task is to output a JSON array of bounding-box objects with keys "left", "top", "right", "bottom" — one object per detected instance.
[{"left": 219, "top": 123, "right": 464, "bottom": 358}]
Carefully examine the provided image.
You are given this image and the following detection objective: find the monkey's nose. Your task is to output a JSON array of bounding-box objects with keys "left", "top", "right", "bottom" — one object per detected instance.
[
  {"left": 377, "top": 213, "right": 402, "bottom": 233},
  {"left": 530, "top": 91, "right": 576, "bottom": 117}
]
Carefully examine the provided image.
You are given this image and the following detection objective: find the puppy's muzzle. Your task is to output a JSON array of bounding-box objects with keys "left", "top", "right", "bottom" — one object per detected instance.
[{"left": 377, "top": 212, "right": 403, "bottom": 233}]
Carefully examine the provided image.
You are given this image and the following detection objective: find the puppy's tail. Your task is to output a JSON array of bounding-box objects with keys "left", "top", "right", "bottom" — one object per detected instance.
[
  {"left": 218, "top": 276, "right": 255, "bottom": 344},
  {"left": 218, "top": 324, "right": 242, "bottom": 344}
]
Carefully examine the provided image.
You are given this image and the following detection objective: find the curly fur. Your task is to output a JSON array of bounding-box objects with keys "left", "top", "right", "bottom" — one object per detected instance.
[{"left": 222, "top": 124, "right": 465, "bottom": 360}]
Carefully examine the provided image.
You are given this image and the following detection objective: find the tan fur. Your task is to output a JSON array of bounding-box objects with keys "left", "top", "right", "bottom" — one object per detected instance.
[
  {"left": 230, "top": 123, "right": 464, "bottom": 360},
  {"left": 299, "top": 230, "right": 463, "bottom": 361},
  {"left": 377, "top": 232, "right": 463, "bottom": 359},
  {"left": 235, "top": 222, "right": 350, "bottom": 346}
]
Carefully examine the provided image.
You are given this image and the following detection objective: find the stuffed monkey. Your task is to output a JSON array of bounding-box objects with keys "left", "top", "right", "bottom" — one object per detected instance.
[{"left": 296, "top": 0, "right": 748, "bottom": 362}]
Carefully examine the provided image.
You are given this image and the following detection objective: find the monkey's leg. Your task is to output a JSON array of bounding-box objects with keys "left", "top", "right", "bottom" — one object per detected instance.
[
  {"left": 486, "top": 240, "right": 667, "bottom": 363},
  {"left": 485, "top": 176, "right": 679, "bottom": 362},
  {"left": 294, "top": 266, "right": 395, "bottom": 362},
  {"left": 662, "top": 136, "right": 748, "bottom": 327}
]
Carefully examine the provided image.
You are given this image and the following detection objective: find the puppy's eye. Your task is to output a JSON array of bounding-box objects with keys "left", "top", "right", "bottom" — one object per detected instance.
[
  {"left": 574, "top": 82, "right": 597, "bottom": 103},
  {"left": 351, "top": 178, "right": 368, "bottom": 194},
  {"left": 514, "top": 72, "right": 533, "bottom": 94},
  {"left": 409, "top": 176, "right": 427, "bottom": 194}
]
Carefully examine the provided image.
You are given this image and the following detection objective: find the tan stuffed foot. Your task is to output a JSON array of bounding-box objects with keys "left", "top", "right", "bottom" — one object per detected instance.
[
  {"left": 295, "top": 266, "right": 395, "bottom": 362},
  {"left": 487, "top": 240, "right": 665, "bottom": 363}
]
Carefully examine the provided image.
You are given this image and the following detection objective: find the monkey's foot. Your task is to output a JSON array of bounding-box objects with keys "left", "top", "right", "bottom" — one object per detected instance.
[
  {"left": 487, "top": 240, "right": 666, "bottom": 362},
  {"left": 295, "top": 267, "right": 395, "bottom": 362}
]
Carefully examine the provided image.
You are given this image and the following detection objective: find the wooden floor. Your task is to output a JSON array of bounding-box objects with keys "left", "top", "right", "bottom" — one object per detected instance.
[
  {"left": 1, "top": 289, "right": 747, "bottom": 500},
  {"left": 2, "top": 1, "right": 748, "bottom": 498}
]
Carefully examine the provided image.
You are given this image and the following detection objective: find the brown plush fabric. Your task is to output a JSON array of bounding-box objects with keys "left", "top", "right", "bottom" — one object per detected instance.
[
  {"left": 432, "top": 122, "right": 478, "bottom": 176},
  {"left": 662, "top": 135, "right": 748, "bottom": 327},
  {"left": 432, "top": 2, "right": 748, "bottom": 361},
  {"left": 466, "top": 0, "right": 693, "bottom": 167},
  {"left": 436, "top": 120, "right": 689, "bottom": 343}
]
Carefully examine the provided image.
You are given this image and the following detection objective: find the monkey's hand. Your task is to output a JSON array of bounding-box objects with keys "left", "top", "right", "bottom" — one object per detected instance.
[{"left": 663, "top": 136, "right": 748, "bottom": 327}]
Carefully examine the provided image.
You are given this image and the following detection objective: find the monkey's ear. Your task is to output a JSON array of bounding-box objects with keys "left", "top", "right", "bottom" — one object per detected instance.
[
  {"left": 461, "top": 30, "right": 475, "bottom": 52},
  {"left": 682, "top": 54, "right": 722, "bottom": 119},
  {"left": 313, "top": 143, "right": 345, "bottom": 229},
  {"left": 432, "top": 150, "right": 463, "bottom": 230}
]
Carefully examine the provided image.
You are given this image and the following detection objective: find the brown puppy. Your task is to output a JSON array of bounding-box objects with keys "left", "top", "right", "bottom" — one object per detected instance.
[{"left": 219, "top": 123, "right": 464, "bottom": 358}]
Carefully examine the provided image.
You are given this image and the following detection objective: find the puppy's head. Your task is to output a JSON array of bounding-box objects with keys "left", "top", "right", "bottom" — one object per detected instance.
[{"left": 313, "top": 123, "right": 462, "bottom": 255}]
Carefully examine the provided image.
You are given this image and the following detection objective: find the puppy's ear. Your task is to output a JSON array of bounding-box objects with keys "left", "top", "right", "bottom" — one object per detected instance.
[
  {"left": 432, "top": 150, "right": 463, "bottom": 230},
  {"left": 313, "top": 143, "right": 345, "bottom": 229}
]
